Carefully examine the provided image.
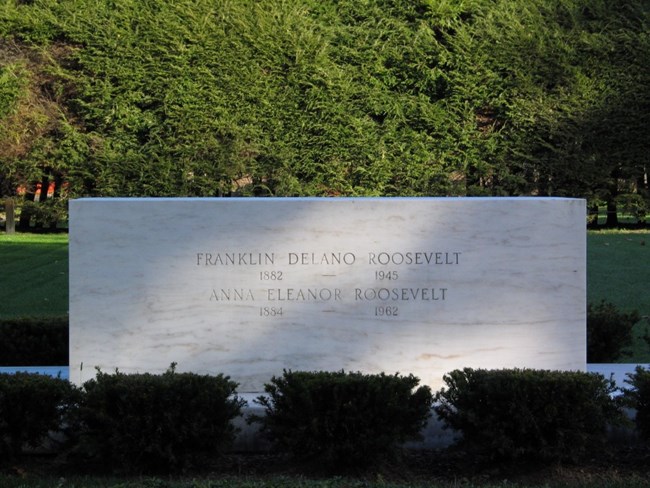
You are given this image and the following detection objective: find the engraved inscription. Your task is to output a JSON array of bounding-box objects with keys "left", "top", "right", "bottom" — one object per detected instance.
[
  {"left": 198, "top": 249, "right": 460, "bottom": 318},
  {"left": 209, "top": 288, "right": 255, "bottom": 301}
]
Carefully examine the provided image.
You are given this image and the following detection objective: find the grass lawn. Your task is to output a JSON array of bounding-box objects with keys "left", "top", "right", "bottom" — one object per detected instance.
[
  {"left": 0, "top": 233, "right": 69, "bottom": 318},
  {"left": 0, "top": 480, "right": 634, "bottom": 488},
  {"left": 587, "top": 230, "right": 650, "bottom": 362},
  {"left": 0, "top": 477, "right": 523, "bottom": 488},
  {"left": 1, "top": 470, "right": 650, "bottom": 488}
]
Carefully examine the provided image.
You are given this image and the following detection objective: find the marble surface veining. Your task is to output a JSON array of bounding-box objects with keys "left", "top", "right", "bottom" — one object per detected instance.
[{"left": 69, "top": 197, "right": 586, "bottom": 390}]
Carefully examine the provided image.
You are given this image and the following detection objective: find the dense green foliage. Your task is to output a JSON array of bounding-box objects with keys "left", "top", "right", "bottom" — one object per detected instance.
[
  {"left": 1, "top": 0, "right": 649, "bottom": 226},
  {"left": 587, "top": 300, "right": 642, "bottom": 363},
  {"left": 71, "top": 365, "right": 245, "bottom": 474},
  {"left": 0, "top": 316, "right": 68, "bottom": 365},
  {"left": 434, "top": 368, "right": 622, "bottom": 462},
  {"left": 0, "top": 372, "right": 78, "bottom": 459},
  {"left": 253, "top": 370, "right": 433, "bottom": 468}
]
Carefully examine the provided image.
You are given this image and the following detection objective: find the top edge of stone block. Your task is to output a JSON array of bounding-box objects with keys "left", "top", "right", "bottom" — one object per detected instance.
[{"left": 70, "top": 196, "right": 585, "bottom": 203}]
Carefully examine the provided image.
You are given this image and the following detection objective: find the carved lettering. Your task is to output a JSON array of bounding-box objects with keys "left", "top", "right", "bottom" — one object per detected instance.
[
  {"left": 354, "top": 288, "right": 447, "bottom": 301},
  {"left": 288, "top": 252, "right": 356, "bottom": 265},
  {"left": 267, "top": 288, "right": 342, "bottom": 301},
  {"left": 199, "top": 248, "right": 459, "bottom": 313},
  {"left": 197, "top": 252, "right": 275, "bottom": 266},
  {"left": 210, "top": 288, "right": 255, "bottom": 301},
  {"left": 367, "top": 251, "right": 460, "bottom": 265}
]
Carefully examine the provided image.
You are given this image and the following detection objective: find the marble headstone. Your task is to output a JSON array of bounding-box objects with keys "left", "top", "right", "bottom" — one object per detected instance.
[{"left": 69, "top": 197, "right": 586, "bottom": 390}]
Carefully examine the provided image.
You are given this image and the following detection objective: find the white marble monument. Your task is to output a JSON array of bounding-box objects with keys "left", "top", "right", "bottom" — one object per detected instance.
[{"left": 69, "top": 197, "right": 586, "bottom": 390}]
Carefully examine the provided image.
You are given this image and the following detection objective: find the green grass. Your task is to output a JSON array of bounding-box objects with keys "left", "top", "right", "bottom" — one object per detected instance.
[
  {"left": 0, "top": 478, "right": 458, "bottom": 488},
  {"left": 587, "top": 230, "right": 649, "bottom": 312},
  {"left": 0, "top": 233, "right": 69, "bottom": 318},
  {"left": 587, "top": 230, "right": 650, "bottom": 362},
  {"left": 1, "top": 476, "right": 649, "bottom": 488}
]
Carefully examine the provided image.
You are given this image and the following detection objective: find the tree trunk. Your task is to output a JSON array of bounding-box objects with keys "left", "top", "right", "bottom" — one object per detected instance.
[
  {"left": 605, "top": 199, "right": 619, "bottom": 227},
  {"left": 4, "top": 198, "right": 15, "bottom": 234},
  {"left": 638, "top": 166, "right": 648, "bottom": 194},
  {"left": 605, "top": 170, "right": 620, "bottom": 228},
  {"left": 18, "top": 184, "right": 36, "bottom": 230},
  {"left": 35, "top": 175, "right": 50, "bottom": 229},
  {"left": 49, "top": 174, "right": 63, "bottom": 229},
  {"left": 639, "top": 166, "right": 649, "bottom": 226}
]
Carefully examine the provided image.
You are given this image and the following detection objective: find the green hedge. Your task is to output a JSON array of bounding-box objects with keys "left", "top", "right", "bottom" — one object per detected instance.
[
  {"left": 0, "top": 372, "right": 79, "bottom": 460},
  {"left": 0, "top": 317, "right": 68, "bottom": 366},
  {"left": 434, "top": 368, "right": 622, "bottom": 462},
  {"left": 69, "top": 365, "right": 245, "bottom": 474},
  {"left": 4, "top": 0, "right": 650, "bottom": 210},
  {"left": 252, "top": 370, "right": 433, "bottom": 469},
  {"left": 1, "top": 366, "right": 647, "bottom": 473}
]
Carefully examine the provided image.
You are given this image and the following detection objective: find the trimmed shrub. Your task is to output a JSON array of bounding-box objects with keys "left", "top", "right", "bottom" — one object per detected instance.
[
  {"left": 0, "top": 317, "right": 68, "bottom": 366},
  {"left": 0, "top": 372, "right": 79, "bottom": 459},
  {"left": 70, "top": 365, "right": 245, "bottom": 473},
  {"left": 624, "top": 366, "right": 650, "bottom": 440},
  {"left": 587, "top": 300, "right": 640, "bottom": 363},
  {"left": 434, "top": 368, "right": 622, "bottom": 462},
  {"left": 252, "top": 370, "right": 433, "bottom": 468}
]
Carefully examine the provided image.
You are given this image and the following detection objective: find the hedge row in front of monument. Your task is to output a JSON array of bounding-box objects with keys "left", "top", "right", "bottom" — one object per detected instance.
[
  {"left": 2, "top": 367, "right": 650, "bottom": 473},
  {"left": 252, "top": 370, "right": 433, "bottom": 468},
  {"left": 0, "top": 365, "right": 244, "bottom": 473},
  {"left": 69, "top": 364, "right": 245, "bottom": 473},
  {"left": 0, "top": 372, "right": 76, "bottom": 457},
  {"left": 435, "top": 368, "right": 623, "bottom": 462},
  {"left": 0, "top": 367, "right": 432, "bottom": 473}
]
